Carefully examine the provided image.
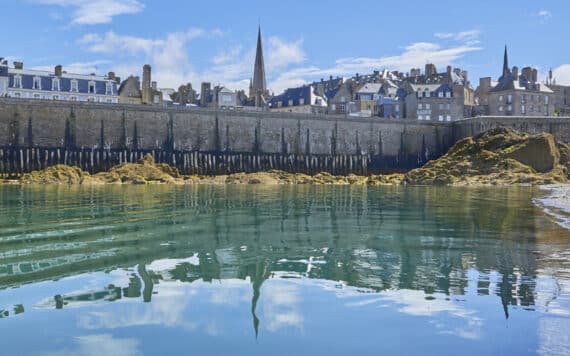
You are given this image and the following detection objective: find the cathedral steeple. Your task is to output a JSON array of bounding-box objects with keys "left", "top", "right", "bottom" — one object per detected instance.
[
  {"left": 252, "top": 26, "right": 267, "bottom": 107},
  {"left": 502, "top": 45, "right": 510, "bottom": 78}
]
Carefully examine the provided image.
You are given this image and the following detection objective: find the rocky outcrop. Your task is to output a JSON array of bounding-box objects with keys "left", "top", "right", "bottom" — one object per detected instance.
[{"left": 405, "top": 128, "right": 570, "bottom": 186}]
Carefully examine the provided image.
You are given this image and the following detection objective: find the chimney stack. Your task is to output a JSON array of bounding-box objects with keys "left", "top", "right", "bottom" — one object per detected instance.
[
  {"left": 14, "top": 62, "right": 23, "bottom": 70},
  {"left": 151, "top": 81, "right": 157, "bottom": 91},
  {"left": 108, "top": 71, "right": 116, "bottom": 80},
  {"left": 54, "top": 65, "right": 62, "bottom": 77},
  {"left": 512, "top": 66, "right": 519, "bottom": 79},
  {"left": 532, "top": 68, "right": 538, "bottom": 83}
]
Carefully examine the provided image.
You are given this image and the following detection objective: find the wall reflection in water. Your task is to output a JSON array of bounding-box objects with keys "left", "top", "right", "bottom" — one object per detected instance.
[{"left": 0, "top": 185, "right": 569, "bottom": 349}]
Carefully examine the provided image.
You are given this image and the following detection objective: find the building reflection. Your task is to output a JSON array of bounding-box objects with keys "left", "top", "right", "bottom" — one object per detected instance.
[{"left": 0, "top": 185, "right": 568, "bottom": 328}]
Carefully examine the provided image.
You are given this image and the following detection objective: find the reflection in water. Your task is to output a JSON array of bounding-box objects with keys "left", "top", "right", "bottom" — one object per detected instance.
[{"left": 0, "top": 185, "right": 569, "bottom": 354}]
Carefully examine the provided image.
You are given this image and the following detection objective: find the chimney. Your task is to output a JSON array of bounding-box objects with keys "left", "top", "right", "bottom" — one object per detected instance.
[
  {"left": 115, "top": 77, "right": 121, "bottom": 84},
  {"left": 55, "top": 65, "right": 62, "bottom": 77},
  {"left": 512, "top": 66, "right": 519, "bottom": 79},
  {"left": 107, "top": 71, "right": 116, "bottom": 80},
  {"left": 317, "top": 83, "right": 325, "bottom": 97},
  {"left": 532, "top": 68, "right": 538, "bottom": 83},
  {"left": 522, "top": 67, "right": 532, "bottom": 81},
  {"left": 480, "top": 77, "right": 491, "bottom": 89},
  {"left": 461, "top": 71, "right": 468, "bottom": 84},
  {"left": 14, "top": 62, "right": 23, "bottom": 70},
  {"left": 152, "top": 81, "right": 157, "bottom": 91}
]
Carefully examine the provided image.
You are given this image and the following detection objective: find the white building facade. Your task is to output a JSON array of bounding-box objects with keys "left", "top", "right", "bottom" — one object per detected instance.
[{"left": 0, "top": 60, "right": 119, "bottom": 103}]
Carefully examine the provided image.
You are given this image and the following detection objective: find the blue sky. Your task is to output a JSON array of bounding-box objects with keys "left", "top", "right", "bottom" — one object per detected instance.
[{"left": 2, "top": 0, "right": 569, "bottom": 93}]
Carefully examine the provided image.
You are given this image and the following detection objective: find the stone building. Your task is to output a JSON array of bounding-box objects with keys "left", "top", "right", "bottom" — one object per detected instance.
[
  {"left": 118, "top": 64, "right": 163, "bottom": 105},
  {"left": 399, "top": 65, "right": 473, "bottom": 121},
  {"left": 478, "top": 47, "right": 554, "bottom": 117},
  {"left": 118, "top": 76, "right": 142, "bottom": 105},
  {"left": 548, "top": 82, "right": 570, "bottom": 116},
  {"left": 0, "top": 59, "right": 118, "bottom": 103}
]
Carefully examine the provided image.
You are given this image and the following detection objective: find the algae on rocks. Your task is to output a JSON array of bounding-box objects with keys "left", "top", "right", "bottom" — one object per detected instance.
[{"left": 405, "top": 128, "right": 570, "bottom": 186}]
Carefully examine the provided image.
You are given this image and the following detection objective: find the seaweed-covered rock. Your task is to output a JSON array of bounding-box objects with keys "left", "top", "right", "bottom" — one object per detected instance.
[
  {"left": 20, "top": 165, "right": 90, "bottom": 184},
  {"left": 405, "top": 128, "right": 569, "bottom": 186}
]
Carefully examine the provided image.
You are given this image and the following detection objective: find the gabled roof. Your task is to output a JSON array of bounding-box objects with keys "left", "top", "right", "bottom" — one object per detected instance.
[{"left": 357, "top": 83, "right": 382, "bottom": 94}]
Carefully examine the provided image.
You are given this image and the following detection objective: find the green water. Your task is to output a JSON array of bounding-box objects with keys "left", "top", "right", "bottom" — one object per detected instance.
[{"left": 0, "top": 185, "right": 569, "bottom": 355}]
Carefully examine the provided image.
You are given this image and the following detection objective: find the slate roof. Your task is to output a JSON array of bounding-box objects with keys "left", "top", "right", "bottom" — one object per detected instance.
[
  {"left": 7, "top": 68, "right": 117, "bottom": 95},
  {"left": 269, "top": 86, "right": 313, "bottom": 108}
]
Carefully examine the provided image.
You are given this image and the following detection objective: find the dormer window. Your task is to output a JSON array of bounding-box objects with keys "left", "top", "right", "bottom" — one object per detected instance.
[
  {"left": 70, "top": 80, "right": 78, "bottom": 92},
  {"left": 288, "top": 99, "right": 293, "bottom": 106},
  {"left": 299, "top": 98, "right": 305, "bottom": 105},
  {"left": 52, "top": 78, "right": 60, "bottom": 91},
  {"left": 88, "top": 81, "right": 96, "bottom": 94},
  {"left": 33, "top": 77, "right": 42, "bottom": 90},
  {"left": 13, "top": 75, "right": 22, "bottom": 88},
  {"left": 438, "top": 91, "right": 444, "bottom": 98},
  {"left": 105, "top": 82, "right": 113, "bottom": 96},
  {"left": 446, "top": 91, "right": 451, "bottom": 98}
]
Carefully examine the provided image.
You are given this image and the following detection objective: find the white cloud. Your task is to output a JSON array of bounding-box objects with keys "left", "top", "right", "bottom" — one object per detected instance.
[
  {"left": 42, "top": 334, "right": 141, "bottom": 356},
  {"left": 434, "top": 29, "right": 481, "bottom": 43},
  {"left": 34, "top": 0, "right": 144, "bottom": 25},
  {"left": 266, "top": 37, "right": 306, "bottom": 70},
  {"left": 268, "top": 40, "right": 482, "bottom": 94},
  {"left": 31, "top": 60, "right": 112, "bottom": 75},
  {"left": 536, "top": 10, "right": 553, "bottom": 21},
  {"left": 77, "top": 29, "right": 221, "bottom": 88},
  {"left": 553, "top": 65, "right": 570, "bottom": 85}
]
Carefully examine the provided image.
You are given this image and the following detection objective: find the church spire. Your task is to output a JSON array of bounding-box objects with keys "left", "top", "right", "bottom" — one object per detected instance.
[
  {"left": 252, "top": 26, "right": 267, "bottom": 107},
  {"left": 503, "top": 45, "right": 510, "bottom": 77}
]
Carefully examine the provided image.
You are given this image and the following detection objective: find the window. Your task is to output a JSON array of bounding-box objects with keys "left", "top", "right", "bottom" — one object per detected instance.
[
  {"left": 439, "top": 103, "right": 443, "bottom": 110},
  {"left": 33, "top": 77, "right": 41, "bottom": 90},
  {"left": 439, "top": 115, "right": 444, "bottom": 121},
  {"left": 418, "top": 115, "right": 424, "bottom": 120},
  {"left": 522, "top": 105, "right": 526, "bottom": 114},
  {"left": 425, "top": 115, "right": 431, "bottom": 120},
  {"left": 507, "top": 94, "right": 513, "bottom": 104},
  {"left": 446, "top": 103, "right": 451, "bottom": 110},
  {"left": 522, "top": 95, "right": 526, "bottom": 104},
  {"left": 545, "top": 96, "right": 549, "bottom": 104},
  {"left": 499, "top": 95, "right": 504, "bottom": 102},
  {"left": 88, "top": 81, "right": 96, "bottom": 94},
  {"left": 299, "top": 98, "right": 305, "bottom": 105},
  {"left": 70, "top": 80, "right": 78, "bottom": 92},
  {"left": 530, "top": 105, "right": 534, "bottom": 112},
  {"left": 339, "top": 104, "right": 346, "bottom": 113},
  {"left": 499, "top": 106, "right": 504, "bottom": 112},
  {"left": 288, "top": 99, "right": 293, "bottom": 106},
  {"left": 417, "top": 91, "right": 422, "bottom": 98},
  {"left": 438, "top": 91, "right": 444, "bottom": 98},
  {"left": 13, "top": 75, "right": 22, "bottom": 88},
  {"left": 277, "top": 101, "right": 282, "bottom": 108},
  {"left": 446, "top": 115, "right": 451, "bottom": 121},
  {"left": 52, "top": 78, "right": 60, "bottom": 91},
  {"left": 418, "top": 103, "right": 423, "bottom": 109},
  {"left": 426, "top": 103, "right": 431, "bottom": 109},
  {"left": 105, "top": 83, "right": 113, "bottom": 96},
  {"left": 446, "top": 91, "right": 451, "bottom": 98},
  {"left": 508, "top": 105, "right": 512, "bottom": 111}
]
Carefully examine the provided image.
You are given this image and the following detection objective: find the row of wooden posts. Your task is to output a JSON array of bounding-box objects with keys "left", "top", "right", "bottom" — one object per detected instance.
[{"left": 0, "top": 147, "right": 381, "bottom": 177}]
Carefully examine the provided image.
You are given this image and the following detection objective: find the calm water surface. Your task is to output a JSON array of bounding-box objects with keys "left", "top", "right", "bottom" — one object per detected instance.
[{"left": 0, "top": 185, "right": 569, "bottom": 355}]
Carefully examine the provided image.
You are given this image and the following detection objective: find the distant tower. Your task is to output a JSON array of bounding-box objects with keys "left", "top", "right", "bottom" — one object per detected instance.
[
  {"left": 252, "top": 26, "right": 267, "bottom": 107},
  {"left": 502, "top": 46, "right": 511, "bottom": 79},
  {"left": 142, "top": 64, "right": 152, "bottom": 105}
]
